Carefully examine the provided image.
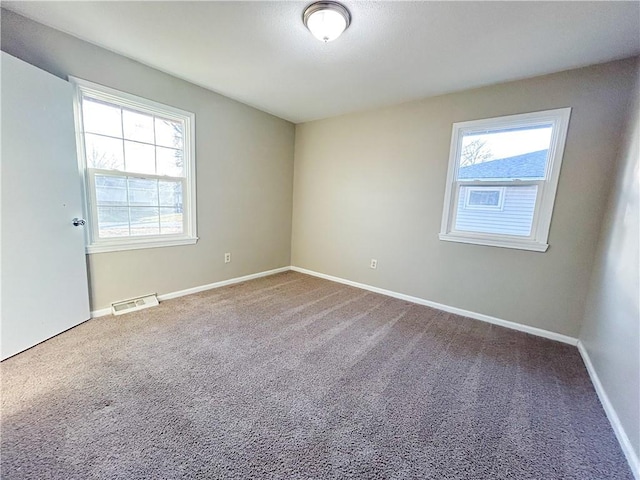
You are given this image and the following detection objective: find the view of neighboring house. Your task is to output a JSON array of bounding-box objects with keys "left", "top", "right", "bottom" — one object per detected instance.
[{"left": 456, "top": 150, "right": 547, "bottom": 236}]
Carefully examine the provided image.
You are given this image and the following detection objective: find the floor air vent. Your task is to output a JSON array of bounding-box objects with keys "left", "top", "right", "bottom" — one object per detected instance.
[{"left": 111, "top": 294, "right": 159, "bottom": 316}]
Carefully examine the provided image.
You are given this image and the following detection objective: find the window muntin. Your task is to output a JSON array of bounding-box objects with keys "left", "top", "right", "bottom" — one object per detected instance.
[
  {"left": 71, "top": 78, "right": 197, "bottom": 253},
  {"left": 440, "top": 108, "right": 571, "bottom": 252}
]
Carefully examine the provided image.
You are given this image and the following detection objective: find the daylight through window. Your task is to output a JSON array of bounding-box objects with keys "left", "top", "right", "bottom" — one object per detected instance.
[
  {"left": 71, "top": 78, "right": 197, "bottom": 253},
  {"left": 440, "top": 108, "right": 571, "bottom": 252}
]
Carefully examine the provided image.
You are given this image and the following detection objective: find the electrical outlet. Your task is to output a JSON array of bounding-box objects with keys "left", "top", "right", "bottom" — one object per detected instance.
[
  {"left": 224, "top": 253, "right": 231, "bottom": 263},
  {"left": 370, "top": 259, "right": 377, "bottom": 269}
]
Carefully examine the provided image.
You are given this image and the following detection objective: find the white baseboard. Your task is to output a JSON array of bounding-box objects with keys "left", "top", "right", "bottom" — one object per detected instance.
[
  {"left": 90, "top": 266, "right": 291, "bottom": 318},
  {"left": 90, "top": 307, "right": 112, "bottom": 318},
  {"left": 158, "top": 266, "right": 290, "bottom": 301},
  {"left": 577, "top": 341, "right": 640, "bottom": 480},
  {"left": 290, "top": 266, "right": 578, "bottom": 346},
  {"left": 93, "top": 264, "right": 577, "bottom": 346},
  {"left": 94, "top": 264, "right": 579, "bottom": 347}
]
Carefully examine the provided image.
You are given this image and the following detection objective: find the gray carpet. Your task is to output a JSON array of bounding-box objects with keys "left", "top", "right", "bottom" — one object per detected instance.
[{"left": 1, "top": 271, "right": 632, "bottom": 479}]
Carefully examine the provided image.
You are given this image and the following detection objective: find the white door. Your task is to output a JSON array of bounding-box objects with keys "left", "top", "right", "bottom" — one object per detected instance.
[{"left": 1, "top": 52, "right": 90, "bottom": 360}]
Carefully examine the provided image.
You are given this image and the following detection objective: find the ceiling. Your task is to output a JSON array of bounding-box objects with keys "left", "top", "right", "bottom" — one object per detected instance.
[{"left": 3, "top": 1, "right": 639, "bottom": 123}]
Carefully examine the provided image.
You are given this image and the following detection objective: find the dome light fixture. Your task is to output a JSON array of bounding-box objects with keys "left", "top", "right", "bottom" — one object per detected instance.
[{"left": 303, "top": 1, "right": 351, "bottom": 43}]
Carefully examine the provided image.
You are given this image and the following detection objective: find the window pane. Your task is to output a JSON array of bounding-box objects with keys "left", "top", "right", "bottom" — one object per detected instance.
[
  {"left": 123, "top": 109, "right": 155, "bottom": 144},
  {"left": 128, "top": 178, "right": 158, "bottom": 206},
  {"left": 97, "top": 206, "right": 129, "bottom": 238},
  {"left": 469, "top": 190, "right": 500, "bottom": 206},
  {"left": 129, "top": 207, "right": 160, "bottom": 236},
  {"left": 159, "top": 181, "right": 182, "bottom": 207},
  {"left": 95, "top": 175, "right": 127, "bottom": 206},
  {"left": 82, "top": 98, "right": 122, "bottom": 137},
  {"left": 458, "top": 125, "right": 552, "bottom": 180},
  {"left": 464, "top": 187, "right": 505, "bottom": 210},
  {"left": 455, "top": 185, "right": 538, "bottom": 236},
  {"left": 155, "top": 118, "right": 183, "bottom": 149},
  {"left": 160, "top": 207, "right": 183, "bottom": 235},
  {"left": 85, "top": 134, "right": 124, "bottom": 170},
  {"left": 124, "top": 141, "right": 155, "bottom": 175},
  {"left": 156, "top": 146, "right": 184, "bottom": 177}
]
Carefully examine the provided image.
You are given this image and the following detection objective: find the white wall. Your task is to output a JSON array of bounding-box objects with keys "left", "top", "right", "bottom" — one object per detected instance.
[
  {"left": 1, "top": 9, "right": 295, "bottom": 311},
  {"left": 579, "top": 70, "right": 640, "bottom": 469},
  {"left": 292, "top": 57, "right": 639, "bottom": 337}
]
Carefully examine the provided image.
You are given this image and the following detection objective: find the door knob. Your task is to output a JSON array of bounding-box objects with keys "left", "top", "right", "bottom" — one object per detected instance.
[{"left": 72, "top": 218, "right": 86, "bottom": 227}]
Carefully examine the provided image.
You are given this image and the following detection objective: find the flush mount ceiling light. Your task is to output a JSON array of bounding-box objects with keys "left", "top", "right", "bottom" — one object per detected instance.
[{"left": 303, "top": 1, "right": 351, "bottom": 43}]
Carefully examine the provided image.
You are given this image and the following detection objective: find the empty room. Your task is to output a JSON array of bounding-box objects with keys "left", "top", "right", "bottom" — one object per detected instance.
[{"left": 1, "top": 1, "right": 638, "bottom": 479}]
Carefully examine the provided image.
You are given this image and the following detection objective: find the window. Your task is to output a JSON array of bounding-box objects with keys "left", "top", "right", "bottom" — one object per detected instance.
[
  {"left": 464, "top": 187, "right": 505, "bottom": 210},
  {"left": 439, "top": 108, "right": 571, "bottom": 252},
  {"left": 71, "top": 78, "right": 197, "bottom": 253}
]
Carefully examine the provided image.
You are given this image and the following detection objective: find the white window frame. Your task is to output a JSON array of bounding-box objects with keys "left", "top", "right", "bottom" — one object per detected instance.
[
  {"left": 439, "top": 108, "right": 571, "bottom": 252},
  {"left": 70, "top": 77, "right": 197, "bottom": 254}
]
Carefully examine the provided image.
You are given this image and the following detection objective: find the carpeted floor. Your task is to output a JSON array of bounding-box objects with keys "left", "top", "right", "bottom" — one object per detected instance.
[{"left": 1, "top": 271, "right": 632, "bottom": 479}]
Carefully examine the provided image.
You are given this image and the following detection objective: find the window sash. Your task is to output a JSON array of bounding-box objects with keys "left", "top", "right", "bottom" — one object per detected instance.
[
  {"left": 439, "top": 108, "right": 571, "bottom": 252},
  {"left": 449, "top": 180, "right": 545, "bottom": 242},
  {"left": 71, "top": 76, "right": 197, "bottom": 253},
  {"left": 87, "top": 169, "right": 188, "bottom": 243}
]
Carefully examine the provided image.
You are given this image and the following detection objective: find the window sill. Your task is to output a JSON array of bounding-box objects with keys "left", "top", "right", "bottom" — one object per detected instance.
[
  {"left": 438, "top": 233, "right": 548, "bottom": 252},
  {"left": 86, "top": 236, "right": 198, "bottom": 254}
]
